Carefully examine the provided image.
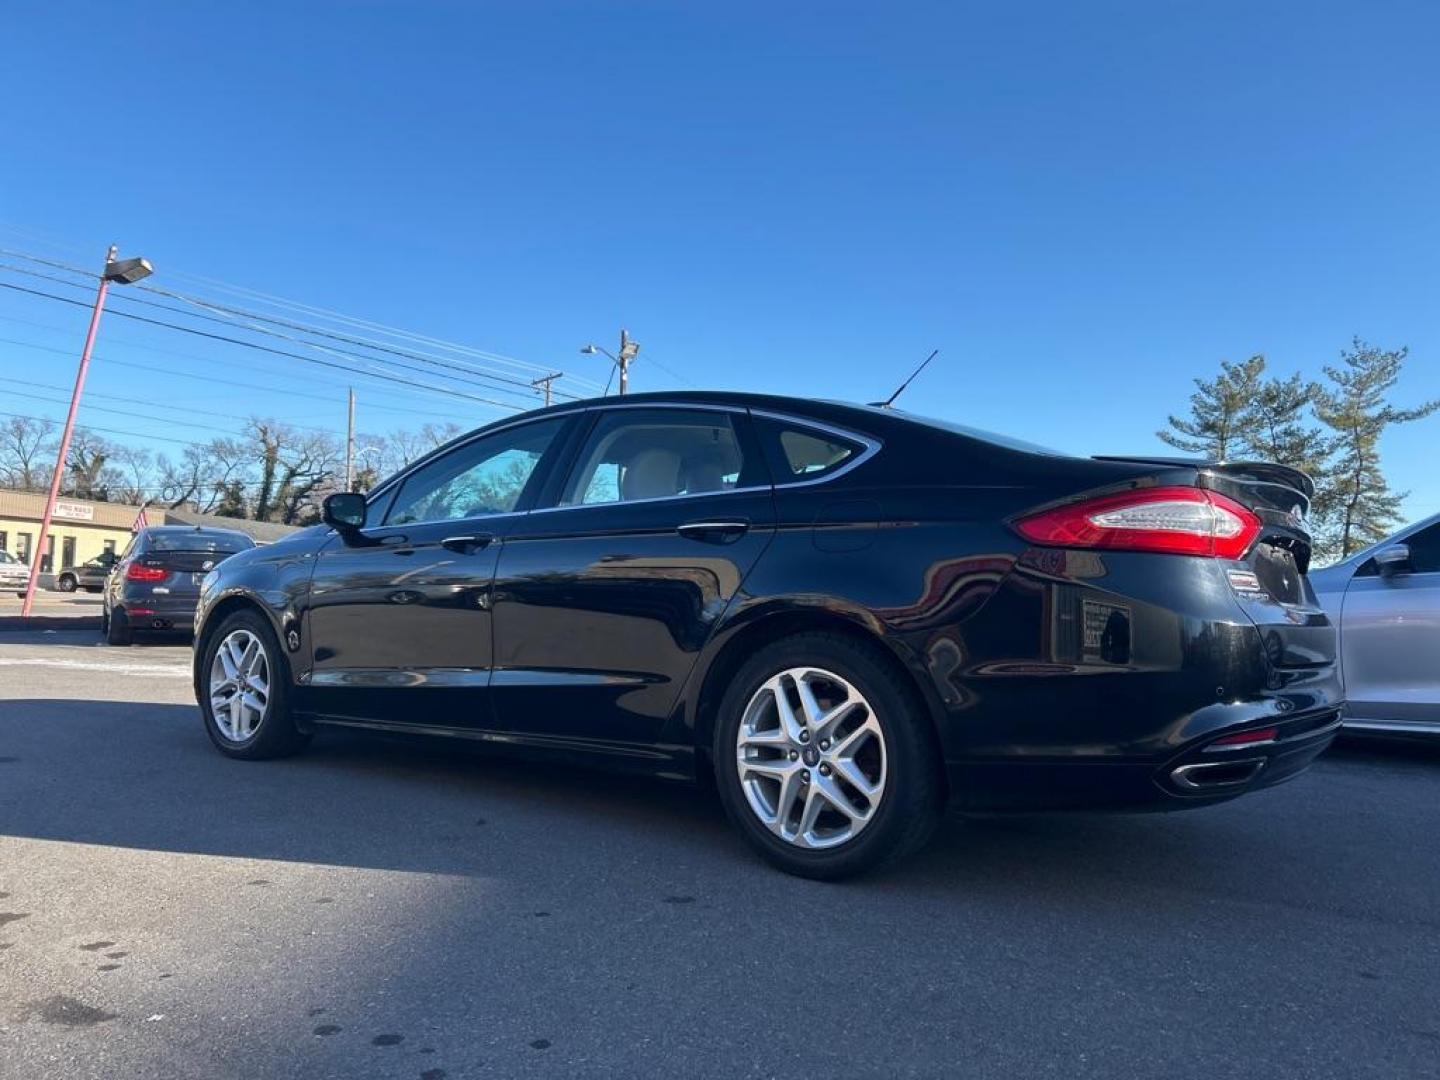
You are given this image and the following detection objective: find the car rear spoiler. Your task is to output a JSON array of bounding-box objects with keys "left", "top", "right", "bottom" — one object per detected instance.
[{"left": 1092, "top": 456, "right": 1315, "bottom": 499}]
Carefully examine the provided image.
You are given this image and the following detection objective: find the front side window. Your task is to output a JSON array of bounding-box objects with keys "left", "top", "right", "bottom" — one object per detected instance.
[
  {"left": 1405, "top": 523, "right": 1440, "bottom": 574},
  {"left": 562, "top": 409, "right": 749, "bottom": 506},
  {"left": 386, "top": 418, "right": 563, "bottom": 525}
]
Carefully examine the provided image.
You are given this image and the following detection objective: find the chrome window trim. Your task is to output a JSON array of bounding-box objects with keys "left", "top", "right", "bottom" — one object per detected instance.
[
  {"left": 527, "top": 484, "right": 772, "bottom": 516},
  {"left": 363, "top": 401, "right": 885, "bottom": 520},
  {"left": 748, "top": 408, "right": 883, "bottom": 488}
]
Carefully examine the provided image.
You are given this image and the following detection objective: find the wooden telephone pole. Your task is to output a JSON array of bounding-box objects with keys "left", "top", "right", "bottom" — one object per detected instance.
[{"left": 531, "top": 372, "right": 564, "bottom": 406}]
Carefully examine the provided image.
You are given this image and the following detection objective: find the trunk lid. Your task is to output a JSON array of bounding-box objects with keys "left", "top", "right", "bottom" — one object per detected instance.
[
  {"left": 137, "top": 548, "right": 241, "bottom": 591},
  {"left": 1093, "top": 455, "right": 1331, "bottom": 668}
]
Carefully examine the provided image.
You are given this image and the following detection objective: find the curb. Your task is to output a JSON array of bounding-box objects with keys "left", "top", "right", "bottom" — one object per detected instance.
[{"left": 0, "top": 616, "right": 103, "bottom": 632}]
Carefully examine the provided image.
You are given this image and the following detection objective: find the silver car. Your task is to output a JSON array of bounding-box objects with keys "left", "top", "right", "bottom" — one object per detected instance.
[
  {"left": 1, "top": 548, "right": 30, "bottom": 596},
  {"left": 1310, "top": 512, "right": 1440, "bottom": 736}
]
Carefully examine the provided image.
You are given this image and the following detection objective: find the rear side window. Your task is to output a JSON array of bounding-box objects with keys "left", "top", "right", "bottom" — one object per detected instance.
[
  {"left": 561, "top": 409, "right": 753, "bottom": 506},
  {"left": 756, "top": 418, "right": 869, "bottom": 485}
]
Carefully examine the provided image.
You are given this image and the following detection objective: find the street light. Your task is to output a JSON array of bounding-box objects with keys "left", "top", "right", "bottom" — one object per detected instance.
[
  {"left": 20, "top": 246, "right": 153, "bottom": 617},
  {"left": 580, "top": 329, "right": 639, "bottom": 395}
]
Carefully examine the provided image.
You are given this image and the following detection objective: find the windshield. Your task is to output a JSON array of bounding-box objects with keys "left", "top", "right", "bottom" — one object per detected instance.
[
  {"left": 0, "top": 550, "right": 17, "bottom": 564},
  {"left": 144, "top": 532, "right": 253, "bottom": 554},
  {"left": 889, "top": 410, "right": 1064, "bottom": 456}
]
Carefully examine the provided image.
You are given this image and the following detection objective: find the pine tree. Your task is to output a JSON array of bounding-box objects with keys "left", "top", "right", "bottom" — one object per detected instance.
[
  {"left": 1158, "top": 355, "right": 1265, "bottom": 460},
  {"left": 1239, "top": 368, "right": 1335, "bottom": 528},
  {"left": 1312, "top": 339, "right": 1438, "bottom": 558}
]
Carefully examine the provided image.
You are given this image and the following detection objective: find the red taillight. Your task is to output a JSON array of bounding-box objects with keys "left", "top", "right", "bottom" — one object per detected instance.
[
  {"left": 1210, "top": 726, "right": 1279, "bottom": 748},
  {"left": 126, "top": 563, "right": 167, "bottom": 582},
  {"left": 1013, "top": 486, "right": 1260, "bottom": 559}
]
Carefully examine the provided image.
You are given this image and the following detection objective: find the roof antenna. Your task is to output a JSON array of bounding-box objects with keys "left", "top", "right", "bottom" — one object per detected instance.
[{"left": 873, "top": 349, "right": 939, "bottom": 409}]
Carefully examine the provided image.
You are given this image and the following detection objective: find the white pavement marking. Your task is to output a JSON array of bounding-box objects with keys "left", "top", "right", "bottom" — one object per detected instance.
[{"left": 0, "top": 656, "right": 190, "bottom": 678}]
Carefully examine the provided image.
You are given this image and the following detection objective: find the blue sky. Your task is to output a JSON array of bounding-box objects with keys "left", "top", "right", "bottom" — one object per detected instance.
[{"left": 2, "top": 1, "right": 1437, "bottom": 517}]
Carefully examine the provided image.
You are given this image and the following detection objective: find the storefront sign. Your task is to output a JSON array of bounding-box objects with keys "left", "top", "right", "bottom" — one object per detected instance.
[{"left": 53, "top": 500, "right": 94, "bottom": 522}]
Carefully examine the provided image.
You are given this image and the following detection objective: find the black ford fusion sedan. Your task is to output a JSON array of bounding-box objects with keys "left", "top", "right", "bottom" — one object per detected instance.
[{"left": 192, "top": 391, "right": 1341, "bottom": 878}]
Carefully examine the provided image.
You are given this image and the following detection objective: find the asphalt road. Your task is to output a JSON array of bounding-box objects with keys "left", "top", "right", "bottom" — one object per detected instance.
[{"left": 2, "top": 631, "right": 1438, "bottom": 1079}]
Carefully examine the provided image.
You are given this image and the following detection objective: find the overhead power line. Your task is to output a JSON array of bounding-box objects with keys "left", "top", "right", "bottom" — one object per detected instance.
[
  {"left": 0, "top": 321, "right": 493, "bottom": 420},
  {"left": 0, "top": 279, "right": 526, "bottom": 413},
  {"left": 0, "top": 241, "right": 606, "bottom": 392},
  {"left": 0, "top": 376, "right": 350, "bottom": 440},
  {"left": 0, "top": 267, "right": 544, "bottom": 407}
]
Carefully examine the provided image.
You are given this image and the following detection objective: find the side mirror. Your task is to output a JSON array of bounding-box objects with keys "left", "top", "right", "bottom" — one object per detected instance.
[
  {"left": 322, "top": 492, "right": 368, "bottom": 534},
  {"left": 1374, "top": 543, "right": 1410, "bottom": 578}
]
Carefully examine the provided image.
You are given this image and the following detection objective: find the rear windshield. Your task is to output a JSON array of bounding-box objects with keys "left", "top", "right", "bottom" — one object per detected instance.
[
  {"left": 0, "top": 550, "right": 18, "bottom": 564},
  {"left": 144, "top": 532, "right": 253, "bottom": 554}
]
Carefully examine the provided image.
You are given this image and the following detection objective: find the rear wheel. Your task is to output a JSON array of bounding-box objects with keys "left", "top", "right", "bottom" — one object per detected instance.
[
  {"left": 199, "top": 609, "right": 309, "bottom": 760},
  {"left": 104, "top": 607, "right": 132, "bottom": 646},
  {"left": 714, "top": 632, "right": 943, "bottom": 880}
]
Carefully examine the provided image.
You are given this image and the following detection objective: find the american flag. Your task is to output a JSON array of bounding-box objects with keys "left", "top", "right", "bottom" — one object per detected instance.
[{"left": 131, "top": 504, "right": 150, "bottom": 532}]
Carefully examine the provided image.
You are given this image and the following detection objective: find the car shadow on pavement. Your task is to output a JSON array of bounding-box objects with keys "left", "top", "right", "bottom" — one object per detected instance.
[
  {"left": 1, "top": 697, "right": 1437, "bottom": 910},
  {"left": 0, "top": 698, "right": 740, "bottom": 881}
]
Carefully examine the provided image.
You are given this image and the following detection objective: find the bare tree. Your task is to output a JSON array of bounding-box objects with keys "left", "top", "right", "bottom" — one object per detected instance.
[
  {"left": 249, "top": 419, "right": 340, "bottom": 525},
  {"left": 111, "top": 444, "right": 155, "bottom": 505},
  {"left": 64, "top": 428, "right": 123, "bottom": 500},
  {"left": 158, "top": 438, "right": 250, "bottom": 513},
  {"left": 0, "top": 416, "right": 57, "bottom": 491}
]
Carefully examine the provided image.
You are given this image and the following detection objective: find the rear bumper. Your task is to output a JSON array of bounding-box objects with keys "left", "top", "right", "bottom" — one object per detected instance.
[
  {"left": 903, "top": 547, "right": 1343, "bottom": 812},
  {"left": 118, "top": 597, "right": 199, "bottom": 633},
  {"left": 950, "top": 707, "right": 1341, "bottom": 811}
]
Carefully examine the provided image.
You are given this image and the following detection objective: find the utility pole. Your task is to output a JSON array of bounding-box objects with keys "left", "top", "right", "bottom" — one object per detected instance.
[
  {"left": 531, "top": 372, "right": 563, "bottom": 407},
  {"left": 617, "top": 328, "right": 639, "bottom": 395},
  {"left": 580, "top": 330, "right": 639, "bottom": 395},
  {"left": 22, "top": 245, "right": 151, "bottom": 617},
  {"left": 345, "top": 388, "right": 356, "bottom": 492}
]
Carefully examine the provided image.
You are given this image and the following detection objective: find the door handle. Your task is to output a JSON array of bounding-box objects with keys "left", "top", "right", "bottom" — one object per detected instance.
[
  {"left": 677, "top": 519, "right": 750, "bottom": 543},
  {"left": 440, "top": 534, "right": 494, "bottom": 553}
]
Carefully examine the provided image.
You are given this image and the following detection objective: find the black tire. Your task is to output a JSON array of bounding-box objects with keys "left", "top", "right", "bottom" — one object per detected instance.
[
  {"left": 713, "top": 632, "right": 944, "bottom": 880},
  {"left": 57, "top": 574, "right": 77, "bottom": 592},
  {"left": 197, "top": 608, "right": 310, "bottom": 760},
  {"left": 105, "top": 606, "right": 132, "bottom": 646}
]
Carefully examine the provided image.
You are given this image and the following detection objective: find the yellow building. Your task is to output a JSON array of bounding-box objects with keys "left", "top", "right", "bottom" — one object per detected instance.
[{"left": 0, "top": 489, "right": 144, "bottom": 572}]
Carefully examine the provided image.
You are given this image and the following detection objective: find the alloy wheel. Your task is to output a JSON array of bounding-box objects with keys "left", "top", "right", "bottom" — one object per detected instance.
[
  {"left": 735, "top": 666, "right": 887, "bottom": 849},
  {"left": 209, "top": 628, "right": 271, "bottom": 742}
]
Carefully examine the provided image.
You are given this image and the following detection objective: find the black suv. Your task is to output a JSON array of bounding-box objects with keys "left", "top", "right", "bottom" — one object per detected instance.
[{"left": 104, "top": 526, "right": 255, "bottom": 644}]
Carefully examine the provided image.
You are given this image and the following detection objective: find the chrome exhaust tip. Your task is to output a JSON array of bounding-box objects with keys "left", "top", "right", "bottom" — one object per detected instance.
[{"left": 1171, "top": 757, "right": 1265, "bottom": 791}]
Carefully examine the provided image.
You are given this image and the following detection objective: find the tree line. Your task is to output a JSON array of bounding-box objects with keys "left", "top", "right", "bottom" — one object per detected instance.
[
  {"left": 0, "top": 415, "right": 463, "bottom": 525},
  {"left": 1159, "top": 338, "right": 1436, "bottom": 561}
]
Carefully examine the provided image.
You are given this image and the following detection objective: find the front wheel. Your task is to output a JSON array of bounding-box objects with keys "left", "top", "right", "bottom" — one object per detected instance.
[
  {"left": 57, "top": 574, "right": 77, "bottom": 592},
  {"left": 713, "top": 632, "right": 944, "bottom": 880},
  {"left": 199, "top": 610, "right": 309, "bottom": 760}
]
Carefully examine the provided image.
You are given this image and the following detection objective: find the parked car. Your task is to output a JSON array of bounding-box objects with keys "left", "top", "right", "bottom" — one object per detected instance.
[
  {"left": 57, "top": 552, "right": 117, "bottom": 593},
  {"left": 104, "top": 526, "right": 256, "bottom": 645},
  {"left": 1309, "top": 512, "right": 1440, "bottom": 737},
  {"left": 192, "top": 391, "right": 1341, "bottom": 878},
  {"left": 1, "top": 548, "right": 29, "bottom": 597}
]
